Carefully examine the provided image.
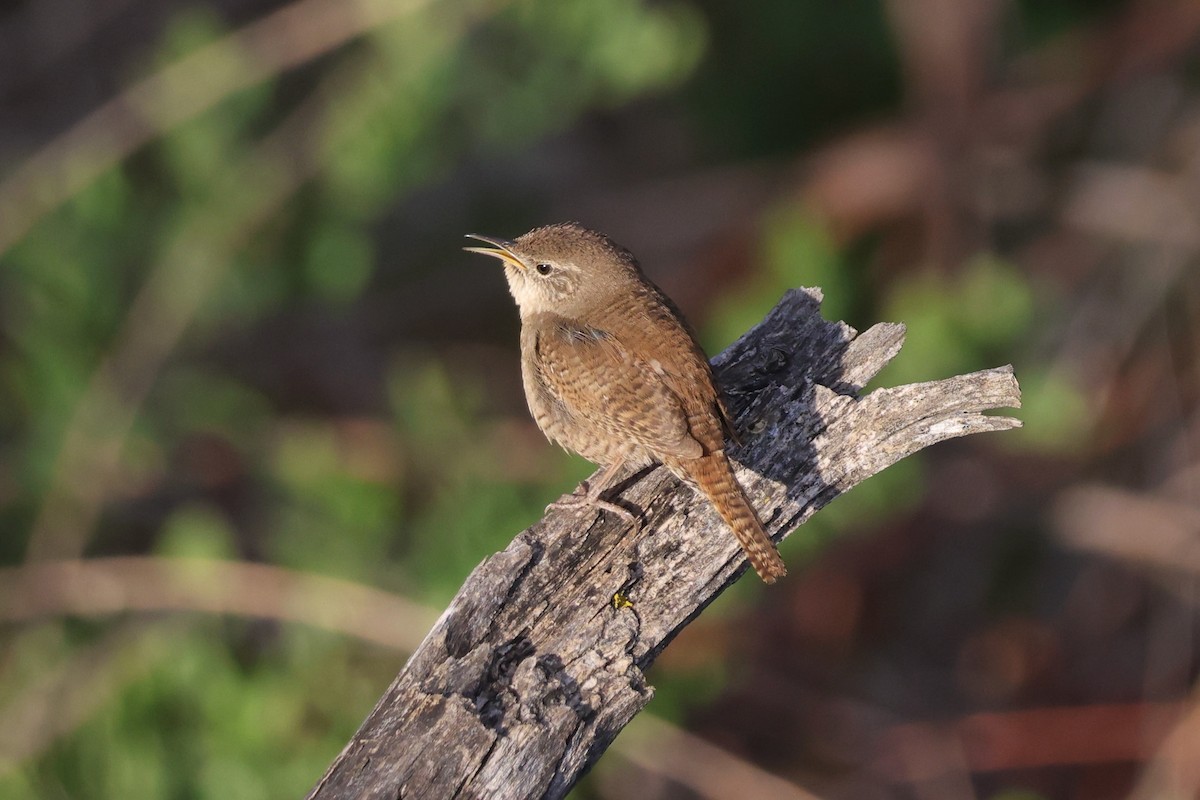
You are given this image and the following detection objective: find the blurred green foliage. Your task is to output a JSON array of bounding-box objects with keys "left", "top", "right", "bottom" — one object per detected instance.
[
  {"left": 0, "top": 0, "right": 1095, "bottom": 797},
  {"left": 705, "top": 207, "right": 857, "bottom": 351},
  {"left": 684, "top": 0, "right": 900, "bottom": 156},
  {"left": 0, "top": 2, "right": 715, "bottom": 796}
]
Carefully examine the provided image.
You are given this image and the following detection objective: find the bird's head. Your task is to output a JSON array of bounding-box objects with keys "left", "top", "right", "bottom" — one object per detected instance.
[{"left": 465, "top": 222, "right": 642, "bottom": 319}]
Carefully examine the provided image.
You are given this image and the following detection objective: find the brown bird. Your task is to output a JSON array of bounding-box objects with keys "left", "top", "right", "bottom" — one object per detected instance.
[{"left": 465, "top": 222, "right": 786, "bottom": 583}]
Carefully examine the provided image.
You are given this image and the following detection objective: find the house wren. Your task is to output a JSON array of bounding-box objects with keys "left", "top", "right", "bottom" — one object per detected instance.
[{"left": 465, "top": 222, "right": 787, "bottom": 583}]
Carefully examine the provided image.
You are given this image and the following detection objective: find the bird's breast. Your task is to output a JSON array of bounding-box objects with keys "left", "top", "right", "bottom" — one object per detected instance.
[{"left": 518, "top": 319, "right": 651, "bottom": 466}]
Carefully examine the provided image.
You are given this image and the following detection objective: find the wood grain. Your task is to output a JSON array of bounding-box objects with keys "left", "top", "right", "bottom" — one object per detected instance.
[{"left": 307, "top": 287, "right": 1022, "bottom": 799}]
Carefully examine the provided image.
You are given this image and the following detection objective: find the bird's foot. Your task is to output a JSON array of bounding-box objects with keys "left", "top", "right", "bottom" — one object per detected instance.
[{"left": 546, "top": 480, "right": 641, "bottom": 531}]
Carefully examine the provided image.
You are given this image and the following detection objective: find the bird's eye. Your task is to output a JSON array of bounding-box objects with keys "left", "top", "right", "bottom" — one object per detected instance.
[{"left": 535, "top": 262, "right": 553, "bottom": 275}]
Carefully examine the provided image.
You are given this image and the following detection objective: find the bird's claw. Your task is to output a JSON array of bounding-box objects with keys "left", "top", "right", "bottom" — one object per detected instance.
[{"left": 546, "top": 480, "right": 642, "bottom": 531}]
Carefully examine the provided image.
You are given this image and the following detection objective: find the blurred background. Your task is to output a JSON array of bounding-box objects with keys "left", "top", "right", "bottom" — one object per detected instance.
[{"left": 1, "top": 0, "right": 1198, "bottom": 797}]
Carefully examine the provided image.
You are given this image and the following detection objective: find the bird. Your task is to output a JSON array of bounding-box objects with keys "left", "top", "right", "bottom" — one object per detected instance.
[{"left": 464, "top": 222, "right": 786, "bottom": 583}]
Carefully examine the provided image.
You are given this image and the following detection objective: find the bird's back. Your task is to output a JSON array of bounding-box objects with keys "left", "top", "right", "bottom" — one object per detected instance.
[{"left": 584, "top": 278, "right": 730, "bottom": 451}]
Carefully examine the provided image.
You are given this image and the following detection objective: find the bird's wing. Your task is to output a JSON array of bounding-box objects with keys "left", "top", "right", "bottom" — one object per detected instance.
[{"left": 534, "top": 322, "right": 705, "bottom": 460}]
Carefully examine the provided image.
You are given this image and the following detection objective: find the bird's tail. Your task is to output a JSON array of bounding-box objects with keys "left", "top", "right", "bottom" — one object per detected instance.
[{"left": 686, "top": 453, "right": 787, "bottom": 583}]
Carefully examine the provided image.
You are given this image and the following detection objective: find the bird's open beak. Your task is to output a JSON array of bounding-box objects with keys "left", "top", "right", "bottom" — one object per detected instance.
[{"left": 464, "top": 234, "right": 525, "bottom": 270}]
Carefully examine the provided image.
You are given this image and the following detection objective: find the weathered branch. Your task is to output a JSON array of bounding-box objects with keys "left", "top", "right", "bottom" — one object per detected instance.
[{"left": 307, "top": 288, "right": 1022, "bottom": 799}]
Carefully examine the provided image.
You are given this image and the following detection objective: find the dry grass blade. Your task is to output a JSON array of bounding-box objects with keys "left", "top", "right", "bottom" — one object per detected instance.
[
  {"left": 0, "top": 556, "right": 439, "bottom": 651},
  {"left": 21, "top": 1, "right": 497, "bottom": 563},
  {"left": 0, "top": 0, "right": 436, "bottom": 256},
  {"left": 609, "top": 712, "right": 824, "bottom": 800},
  {"left": 0, "top": 624, "right": 180, "bottom": 776}
]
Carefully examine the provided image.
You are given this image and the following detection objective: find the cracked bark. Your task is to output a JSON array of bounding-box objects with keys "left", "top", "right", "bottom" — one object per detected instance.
[{"left": 306, "top": 287, "right": 1022, "bottom": 799}]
